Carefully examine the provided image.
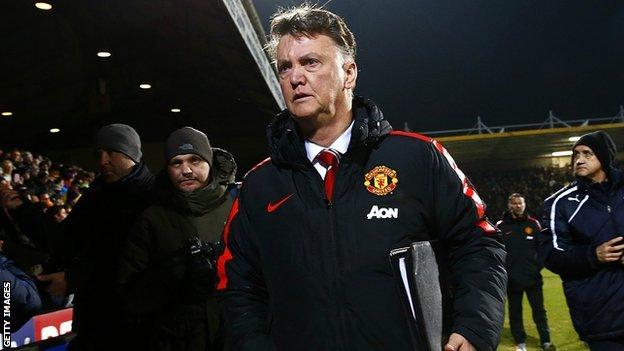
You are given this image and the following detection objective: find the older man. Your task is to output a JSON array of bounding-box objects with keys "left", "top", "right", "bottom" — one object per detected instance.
[
  {"left": 217, "top": 5, "right": 506, "bottom": 351},
  {"left": 539, "top": 130, "right": 624, "bottom": 351}
]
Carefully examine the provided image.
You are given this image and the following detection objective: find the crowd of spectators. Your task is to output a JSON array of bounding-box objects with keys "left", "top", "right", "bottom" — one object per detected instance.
[
  {"left": 468, "top": 165, "right": 573, "bottom": 220},
  {"left": 0, "top": 148, "right": 95, "bottom": 328},
  {"left": 0, "top": 149, "right": 94, "bottom": 214}
]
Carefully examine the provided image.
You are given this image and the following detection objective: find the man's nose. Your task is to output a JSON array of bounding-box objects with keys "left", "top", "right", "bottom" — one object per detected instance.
[
  {"left": 290, "top": 66, "right": 306, "bottom": 87},
  {"left": 98, "top": 152, "right": 110, "bottom": 166}
]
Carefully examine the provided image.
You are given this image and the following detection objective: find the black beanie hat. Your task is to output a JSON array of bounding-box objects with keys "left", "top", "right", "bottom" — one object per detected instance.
[
  {"left": 94, "top": 124, "right": 142, "bottom": 163},
  {"left": 572, "top": 130, "right": 617, "bottom": 171},
  {"left": 165, "top": 127, "right": 213, "bottom": 165}
]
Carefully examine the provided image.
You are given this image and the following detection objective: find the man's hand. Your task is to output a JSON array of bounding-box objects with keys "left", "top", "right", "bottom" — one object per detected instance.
[
  {"left": 596, "top": 237, "right": 624, "bottom": 263},
  {"left": 444, "top": 333, "right": 475, "bottom": 351},
  {"left": 37, "top": 272, "right": 67, "bottom": 299},
  {"left": 0, "top": 188, "right": 23, "bottom": 210}
]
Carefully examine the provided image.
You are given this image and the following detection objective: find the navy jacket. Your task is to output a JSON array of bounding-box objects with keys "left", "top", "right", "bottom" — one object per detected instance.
[
  {"left": 0, "top": 255, "right": 42, "bottom": 327},
  {"left": 217, "top": 97, "right": 507, "bottom": 351},
  {"left": 539, "top": 169, "right": 624, "bottom": 340}
]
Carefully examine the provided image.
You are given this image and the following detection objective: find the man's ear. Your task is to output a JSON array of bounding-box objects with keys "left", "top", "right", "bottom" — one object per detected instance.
[{"left": 343, "top": 61, "right": 358, "bottom": 90}]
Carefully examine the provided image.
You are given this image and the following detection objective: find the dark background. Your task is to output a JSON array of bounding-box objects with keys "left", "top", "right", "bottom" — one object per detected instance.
[{"left": 255, "top": 0, "right": 624, "bottom": 132}]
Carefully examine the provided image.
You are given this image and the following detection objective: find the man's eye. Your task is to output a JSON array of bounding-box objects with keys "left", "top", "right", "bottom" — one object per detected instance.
[{"left": 306, "top": 59, "right": 320, "bottom": 67}]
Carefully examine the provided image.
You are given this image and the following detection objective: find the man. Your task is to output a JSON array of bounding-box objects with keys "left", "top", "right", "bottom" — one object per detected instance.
[
  {"left": 117, "top": 127, "right": 237, "bottom": 351},
  {"left": 38, "top": 123, "right": 155, "bottom": 350},
  {"left": 539, "top": 130, "right": 624, "bottom": 351},
  {"left": 217, "top": 5, "right": 506, "bottom": 351},
  {"left": 497, "top": 193, "right": 554, "bottom": 351}
]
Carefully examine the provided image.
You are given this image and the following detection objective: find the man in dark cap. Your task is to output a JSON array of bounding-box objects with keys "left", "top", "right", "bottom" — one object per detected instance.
[
  {"left": 117, "top": 127, "right": 237, "bottom": 351},
  {"left": 38, "top": 123, "right": 155, "bottom": 350},
  {"left": 539, "top": 130, "right": 624, "bottom": 350}
]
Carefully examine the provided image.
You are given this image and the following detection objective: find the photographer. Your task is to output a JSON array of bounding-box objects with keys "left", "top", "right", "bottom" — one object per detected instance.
[{"left": 117, "top": 127, "right": 237, "bottom": 351}]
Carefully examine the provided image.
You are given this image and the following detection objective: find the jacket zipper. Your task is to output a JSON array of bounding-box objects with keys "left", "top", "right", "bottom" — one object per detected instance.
[{"left": 318, "top": 169, "right": 347, "bottom": 349}]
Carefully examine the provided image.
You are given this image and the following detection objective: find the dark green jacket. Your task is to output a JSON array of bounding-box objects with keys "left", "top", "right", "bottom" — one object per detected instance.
[{"left": 117, "top": 148, "right": 237, "bottom": 347}]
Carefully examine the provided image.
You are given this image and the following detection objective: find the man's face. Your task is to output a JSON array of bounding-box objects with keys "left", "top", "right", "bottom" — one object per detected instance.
[
  {"left": 1, "top": 161, "right": 12, "bottom": 174},
  {"left": 167, "top": 154, "right": 210, "bottom": 192},
  {"left": 573, "top": 145, "right": 605, "bottom": 182},
  {"left": 508, "top": 197, "right": 526, "bottom": 217},
  {"left": 95, "top": 149, "right": 136, "bottom": 183},
  {"left": 9, "top": 151, "right": 21, "bottom": 163},
  {"left": 54, "top": 208, "right": 68, "bottom": 223},
  {"left": 23, "top": 152, "right": 33, "bottom": 163},
  {"left": 276, "top": 34, "right": 356, "bottom": 123}
]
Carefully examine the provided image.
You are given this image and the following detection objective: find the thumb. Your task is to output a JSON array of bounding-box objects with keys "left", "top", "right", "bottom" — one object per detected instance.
[{"left": 444, "top": 333, "right": 462, "bottom": 351}]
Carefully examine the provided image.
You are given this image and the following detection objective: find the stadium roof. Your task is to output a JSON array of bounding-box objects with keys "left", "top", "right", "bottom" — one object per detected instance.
[
  {"left": 0, "top": 0, "right": 283, "bottom": 171},
  {"left": 436, "top": 122, "right": 624, "bottom": 170}
]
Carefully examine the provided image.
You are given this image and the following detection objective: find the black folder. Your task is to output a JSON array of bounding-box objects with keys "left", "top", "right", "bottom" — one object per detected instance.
[{"left": 389, "top": 242, "right": 443, "bottom": 351}]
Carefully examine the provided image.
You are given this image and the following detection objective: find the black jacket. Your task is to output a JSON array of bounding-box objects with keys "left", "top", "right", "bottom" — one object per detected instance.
[
  {"left": 217, "top": 97, "right": 507, "bottom": 351},
  {"left": 0, "top": 254, "right": 42, "bottom": 328},
  {"left": 117, "top": 148, "right": 237, "bottom": 350},
  {"left": 497, "top": 211, "right": 542, "bottom": 290},
  {"left": 539, "top": 170, "right": 624, "bottom": 340},
  {"left": 0, "top": 201, "right": 54, "bottom": 275},
  {"left": 62, "top": 161, "right": 155, "bottom": 334}
]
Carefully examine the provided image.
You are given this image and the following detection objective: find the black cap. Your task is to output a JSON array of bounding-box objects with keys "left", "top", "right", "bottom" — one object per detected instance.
[
  {"left": 94, "top": 124, "right": 142, "bottom": 163},
  {"left": 572, "top": 130, "right": 617, "bottom": 171},
  {"left": 165, "top": 127, "right": 213, "bottom": 165}
]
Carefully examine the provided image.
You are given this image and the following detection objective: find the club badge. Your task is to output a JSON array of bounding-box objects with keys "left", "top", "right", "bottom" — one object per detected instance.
[
  {"left": 524, "top": 226, "right": 534, "bottom": 235},
  {"left": 364, "top": 165, "right": 398, "bottom": 196}
]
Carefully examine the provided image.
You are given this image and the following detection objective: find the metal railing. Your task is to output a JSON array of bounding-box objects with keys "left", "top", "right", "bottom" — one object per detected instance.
[{"left": 410, "top": 106, "right": 624, "bottom": 136}]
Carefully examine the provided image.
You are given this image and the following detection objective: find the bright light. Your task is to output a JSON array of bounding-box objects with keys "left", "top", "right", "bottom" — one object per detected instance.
[
  {"left": 1, "top": 112, "right": 13, "bottom": 117},
  {"left": 35, "top": 2, "right": 52, "bottom": 10},
  {"left": 568, "top": 136, "right": 581, "bottom": 142},
  {"left": 97, "top": 51, "right": 111, "bottom": 58},
  {"left": 552, "top": 151, "right": 573, "bottom": 157},
  {"left": 49, "top": 128, "right": 60, "bottom": 133},
  {"left": 171, "top": 108, "right": 181, "bottom": 113},
  {"left": 139, "top": 83, "right": 151, "bottom": 89}
]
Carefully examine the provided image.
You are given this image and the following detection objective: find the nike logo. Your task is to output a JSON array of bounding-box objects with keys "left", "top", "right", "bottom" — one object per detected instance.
[{"left": 267, "top": 193, "right": 294, "bottom": 213}]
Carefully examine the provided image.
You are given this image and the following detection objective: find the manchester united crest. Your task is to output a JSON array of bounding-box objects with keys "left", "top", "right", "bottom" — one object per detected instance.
[{"left": 364, "top": 166, "right": 398, "bottom": 196}]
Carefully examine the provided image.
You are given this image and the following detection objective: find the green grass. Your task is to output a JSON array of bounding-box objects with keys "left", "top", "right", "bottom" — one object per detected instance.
[{"left": 497, "top": 270, "right": 588, "bottom": 351}]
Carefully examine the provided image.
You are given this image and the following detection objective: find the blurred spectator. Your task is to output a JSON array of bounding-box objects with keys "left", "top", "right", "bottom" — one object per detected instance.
[
  {"left": 0, "top": 186, "right": 51, "bottom": 276},
  {"left": 467, "top": 165, "right": 573, "bottom": 219},
  {"left": 0, "top": 249, "right": 42, "bottom": 329},
  {"left": 47, "top": 205, "right": 68, "bottom": 224},
  {"left": 1, "top": 160, "right": 14, "bottom": 182}
]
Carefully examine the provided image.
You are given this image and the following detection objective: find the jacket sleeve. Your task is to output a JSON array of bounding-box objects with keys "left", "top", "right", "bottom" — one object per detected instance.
[
  {"left": 0, "top": 256, "right": 42, "bottom": 315},
  {"left": 217, "top": 195, "right": 276, "bottom": 351},
  {"left": 538, "top": 194, "right": 599, "bottom": 279},
  {"left": 117, "top": 211, "right": 186, "bottom": 316},
  {"left": 426, "top": 141, "right": 507, "bottom": 351}
]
